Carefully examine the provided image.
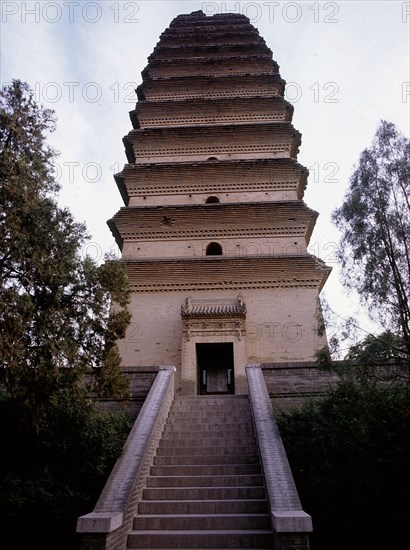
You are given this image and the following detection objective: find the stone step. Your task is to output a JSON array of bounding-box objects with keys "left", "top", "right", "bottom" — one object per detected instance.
[
  {"left": 171, "top": 400, "right": 250, "bottom": 412},
  {"left": 172, "top": 397, "right": 249, "bottom": 403},
  {"left": 129, "top": 395, "right": 273, "bottom": 548},
  {"left": 127, "top": 529, "right": 274, "bottom": 548},
  {"left": 150, "top": 463, "right": 261, "bottom": 476},
  {"left": 172, "top": 398, "right": 250, "bottom": 406},
  {"left": 167, "top": 403, "right": 252, "bottom": 411},
  {"left": 166, "top": 413, "right": 252, "bottom": 422},
  {"left": 155, "top": 445, "right": 257, "bottom": 456},
  {"left": 170, "top": 406, "right": 250, "bottom": 411},
  {"left": 169, "top": 402, "right": 250, "bottom": 409},
  {"left": 168, "top": 404, "right": 252, "bottom": 418},
  {"left": 142, "top": 486, "right": 266, "bottom": 500},
  {"left": 163, "top": 423, "right": 254, "bottom": 433},
  {"left": 146, "top": 474, "right": 264, "bottom": 488},
  {"left": 133, "top": 513, "right": 271, "bottom": 530},
  {"left": 172, "top": 406, "right": 250, "bottom": 411},
  {"left": 138, "top": 499, "right": 270, "bottom": 515},
  {"left": 161, "top": 427, "right": 255, "bottom": 437},
  {"left": 158, "top": 436, "right": 255, "bottom": 448},
  {"left": 162, "top": 422, "right": 255, "bottom": 431},
  {"left": 153, "top": 454, "right": 260, "bottom": 466}
]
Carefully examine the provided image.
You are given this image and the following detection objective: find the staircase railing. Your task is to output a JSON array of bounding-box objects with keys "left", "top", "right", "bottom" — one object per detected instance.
[
  {"left": 246, "top": 364, "right": 313, "bottom": 550},
  {"left": 77, "top": 365, "right": 176, "bottom": 550}
]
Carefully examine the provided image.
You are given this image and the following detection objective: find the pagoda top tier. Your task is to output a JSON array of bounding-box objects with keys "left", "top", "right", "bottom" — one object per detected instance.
[
  {"left": 169, "top": 11, "right": 251, "bottom": 26},
  {"left": 141, "top": 11, "right": 280, "bottom": 82}
]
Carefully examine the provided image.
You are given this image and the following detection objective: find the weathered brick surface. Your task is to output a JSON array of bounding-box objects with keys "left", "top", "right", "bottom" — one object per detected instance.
[
  {"left": 111, "top": 10, "right": 331, "bottom": 400},
  {"left": 77, "top": 366, "right": 175, "bottom": 550},
  {"left": 261, "top": 362, "right": 340, "bottom": 412},
  {"left": 85, "top": 367, "right": 159, "bottom": 418},
  {"left": 247, "top": 364, "right": 312, "bottom": 548}
]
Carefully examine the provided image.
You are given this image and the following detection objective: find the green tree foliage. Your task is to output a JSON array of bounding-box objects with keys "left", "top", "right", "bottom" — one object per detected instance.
[
  {"left": 345, "top": 330, "right": 409, "bottom": 385},
  {"left": 0, "top": 80, "right": 134, "bottom": 548},
  {"left": 347, "top": 330, "right": 407, "bottom": 364},
  {"left": 332, "top": 120, "right": 410, "bottom": 357},
  {"left": 278, "top": 381, "right": 410, "bottom": 550},
  {"left": 0, "top": 389, "right": 132, "bottom": 549},
  {"left": 0, "top": 80, "right": 131, "bottom": 425}
]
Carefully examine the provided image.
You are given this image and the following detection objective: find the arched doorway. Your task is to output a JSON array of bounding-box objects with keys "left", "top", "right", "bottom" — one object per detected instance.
[
  {"left": 206, "top": 242, "right": 222, "bottom": 256},
  {"left": 196, "top": 342, "right": 234, "bottom": 394}
]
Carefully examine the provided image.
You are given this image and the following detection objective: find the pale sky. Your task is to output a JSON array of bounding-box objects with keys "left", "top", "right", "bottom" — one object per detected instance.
[{"left": 1, "top": 0, "right": 409, "bottom": 348}]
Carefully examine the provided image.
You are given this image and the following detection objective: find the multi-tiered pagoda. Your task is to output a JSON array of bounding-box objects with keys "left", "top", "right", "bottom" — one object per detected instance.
[{"left": 109, "top": 10, "right": 331, "bottom": 396}]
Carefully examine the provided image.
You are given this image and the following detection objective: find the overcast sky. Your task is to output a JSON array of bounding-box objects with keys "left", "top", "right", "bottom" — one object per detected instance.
[{"left": 1, "top": 0, "right": 409, "bottom": 345}]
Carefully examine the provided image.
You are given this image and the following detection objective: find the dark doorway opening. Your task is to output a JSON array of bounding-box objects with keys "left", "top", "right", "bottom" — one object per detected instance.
[
  {"left": 196, "top": 343, "right": 234, "bottom": 395},
  {"left": 205, "top": 196, "right": 220, "bottom": 204},
  {"left": 206, "top": 242, "right": 222, "bottom": 256}
]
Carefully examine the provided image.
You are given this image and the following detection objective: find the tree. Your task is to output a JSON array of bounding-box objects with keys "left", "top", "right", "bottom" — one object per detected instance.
[
  {"left": 0, "top": 80, "right": 131, "bottom": 427},
  {"left": 343, "top": 330, "right": 409, "bottom": 386},
  {"left": 277, "top": 381, "right": 410, "bottom": 550},
  {"left": 346, "top": 330, "right": 408, "bottom": 364},
  {"left": 0, "top": 387, "right": 132, "bottom": 550},
  {"left": 332, "top": 120, "right": 410, "bottom": 358}
]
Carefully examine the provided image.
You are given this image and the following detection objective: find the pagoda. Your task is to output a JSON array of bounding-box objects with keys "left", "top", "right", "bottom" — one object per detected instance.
[
  {"left": 109, "top": 10, "right": 331, "bottom": 397},
  {"left": 77, "top": 11, "right": 333, "bottom": 548}
]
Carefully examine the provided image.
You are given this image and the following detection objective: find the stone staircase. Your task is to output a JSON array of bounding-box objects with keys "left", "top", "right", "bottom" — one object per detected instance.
[{"left": 127, "top": 394, "right": 274, "bottom": 549}]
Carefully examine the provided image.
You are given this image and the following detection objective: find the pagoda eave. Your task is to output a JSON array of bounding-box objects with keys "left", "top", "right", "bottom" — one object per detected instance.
[
  {"left": 124, "top": 123, "right": 302, "bottom": 164},
  {"left": 131, "top": 96, "right": 294, "bottom": 129},
  {"left": 115, "top": 158, "right": 309, "bottom": 202},
  {"left": 110, "top": 201, "right": 318, "bottom": 243},
  {"left": 122, "top": 255, "right": 331, "bottom": 293},
  {"left": 137, "top": 74, "right": 286, "bottom": 101},
  {"left": 150, "top": 42, "right": 271, "bottom": 59}
]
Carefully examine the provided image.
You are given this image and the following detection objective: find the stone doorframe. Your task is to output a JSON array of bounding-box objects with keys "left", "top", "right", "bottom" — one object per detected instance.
[{"left": 180, "top": 295, "right": 248, "bottom": 395}]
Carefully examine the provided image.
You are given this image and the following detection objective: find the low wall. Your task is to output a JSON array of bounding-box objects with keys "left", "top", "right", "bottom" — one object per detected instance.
[
  {"left": 247, "top": 364, "right": 312, "bottom": 550},
  {"left": 86, "top": 366, "right": 159, "bottom": 418},
  {"left": 77, "top": 366, "right": 175, "bottom": 550},
  {"left": 261, "top": 361, "right": 340, "bottom": 412}
]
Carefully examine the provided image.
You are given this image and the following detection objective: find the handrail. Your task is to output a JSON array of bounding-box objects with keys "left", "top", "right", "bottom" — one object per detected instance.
[
  {"left": 77, "top": 365, "right": 175, "bottom": 536},
  {"left": 246, "top": 364, "right": 313, "bottom": 534}
]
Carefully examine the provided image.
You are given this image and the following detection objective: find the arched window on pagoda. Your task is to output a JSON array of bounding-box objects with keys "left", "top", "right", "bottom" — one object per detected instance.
[
  {"left": 205, "top": 196, "right": 220, "bottom": 204},
  {"left": 206, "top": 242, "right": 223, "bottom": 256}
]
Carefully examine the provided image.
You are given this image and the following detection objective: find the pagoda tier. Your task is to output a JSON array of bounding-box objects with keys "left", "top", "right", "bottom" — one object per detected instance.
[
  {"left": 108, "top": 201, "right": 318, "bottom": 249},
  {"left": 124, "top": 123, "right": 301, "bottom": 164},
  {"left": 137, "top": 74, "right": 285, "bottom": 101},
  {"left": 115, "top": 158, "right": 308, "bottom": 205},
  {"left": 109, "top": 202, "right": 316, "bottom": 262},
  {"left": 165, "top": 20, "right": 255, "bottom": 34},
  {"left": 142, "top": 56, "right": 277, "bottom": 79},
  {"left": 142, "top": 21, "right": 277, "bottom": 75},
  {"left": 148, "top": 42, "right": 272, "bottom": 60},
  {"left": 169, "top": 12, "right": 255, "bottom": 24},
  {"left": 122, "top": 255, "right": 329, "bottom": 292},
  {"left": 160, "top": 21, "right": 264, "bottom": 39},
  {"left": 131, "top": 96, "right": 294, "bottom": 129},
  {"left": 158, "top": 33, "right": 264, "bottom": 47}
]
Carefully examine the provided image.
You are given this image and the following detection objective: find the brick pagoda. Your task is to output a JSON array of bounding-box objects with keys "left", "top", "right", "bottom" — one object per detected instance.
[{"left": 109, "top": 10, "right": 331, "bottom": 396}]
